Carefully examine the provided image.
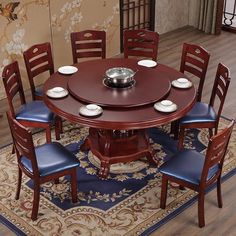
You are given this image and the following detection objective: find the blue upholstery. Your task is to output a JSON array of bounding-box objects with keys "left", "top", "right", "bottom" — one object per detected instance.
[
  {"left": 16, "top": 101, "right": 54, "bottom": 123},
  {"left": 21, "top": 142, "right": 79, "bottom": 177},
  {"left": 180, "top": 102, "right": 217, "bottom": 125},
  {"left": 35, "top": 86, "right": 43, "bottom": 97},
  {"left": 159, "top": 149, "right": 219, "bottom": 185}
]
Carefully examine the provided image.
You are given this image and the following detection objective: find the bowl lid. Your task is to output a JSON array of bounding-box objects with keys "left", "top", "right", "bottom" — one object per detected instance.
[{"left": 105, "top": 67, "right": 135, "bottom": 80}]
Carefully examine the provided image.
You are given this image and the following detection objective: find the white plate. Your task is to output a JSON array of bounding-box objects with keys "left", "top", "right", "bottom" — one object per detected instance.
[
  {"left": 46, "top": 87, "right": 69, "bottom": 98},
  {"left": 79, "top": 104, "right": 103, "bottom": 117},
  {"left": 137, "top": 60, "right": 157, "bottom": 68},
  {"left": 154, "top": 101, "right": 177, "bottom": 113},
  {"left": 171, "top": 79, "right": 192, "bottom": 89},
  {"left": 58, "top": 66, "right": 78, "bottom": 75}
]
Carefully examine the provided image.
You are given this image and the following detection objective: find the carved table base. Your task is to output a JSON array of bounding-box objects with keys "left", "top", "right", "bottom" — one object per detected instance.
[{"left": 81, "top": 128, "right": 158, "bottom": 179}]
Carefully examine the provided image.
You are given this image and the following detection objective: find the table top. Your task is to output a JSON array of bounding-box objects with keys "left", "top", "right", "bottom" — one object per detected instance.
[
  {"left": 68, "top": 59, "right": 171, "bottom": 107},
  {"left": 43, "top": 58, "right": 196, "bottom": 130}
]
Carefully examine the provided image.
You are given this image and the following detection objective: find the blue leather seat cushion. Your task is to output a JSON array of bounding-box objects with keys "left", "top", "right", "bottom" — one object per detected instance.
[
  {"left": 35, "top": 86, "right": 43, "bottom": 97},
  {"left": 180, "top": 102, "right": 217, "bottom": 124},
  {"left": 159, "top": 149, "right": 219, "bottom": 185},
  {"left": 21, "top": 142, "right": 79, "bottom": 177},
  {"left": 16, "top": 101, "right": 54, "bottom": 123}
]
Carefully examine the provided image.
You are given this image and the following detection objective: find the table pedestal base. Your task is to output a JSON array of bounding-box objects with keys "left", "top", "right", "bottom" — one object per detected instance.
[{"left": 81, "top": 128, "right": 158, "bottom": 179}]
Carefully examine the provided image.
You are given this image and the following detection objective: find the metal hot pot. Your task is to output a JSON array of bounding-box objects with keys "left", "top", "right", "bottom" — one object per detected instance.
[{"left": 105, "top": 67, "right": 136, "bottom": 86}]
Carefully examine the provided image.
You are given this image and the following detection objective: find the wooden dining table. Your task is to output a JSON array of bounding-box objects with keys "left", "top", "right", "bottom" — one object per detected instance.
[{"left": 43, "top": 58, "right": 196, "bottom": 179}]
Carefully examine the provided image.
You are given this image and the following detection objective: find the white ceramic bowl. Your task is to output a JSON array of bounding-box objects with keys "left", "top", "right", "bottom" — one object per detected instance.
[
  {"left": 177, "top": 78, "right": 188, "bottom": 84},
  {"left": 86, "top": 104, "right": 99, "bottom": 111},
  {"left": 160, "top": 100, "right": 173, "bottom": 106}
]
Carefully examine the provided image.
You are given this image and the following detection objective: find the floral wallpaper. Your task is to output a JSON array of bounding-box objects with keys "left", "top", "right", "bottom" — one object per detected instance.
[{"left": 0, "top": 0, "right": 120, "bottom": 100}]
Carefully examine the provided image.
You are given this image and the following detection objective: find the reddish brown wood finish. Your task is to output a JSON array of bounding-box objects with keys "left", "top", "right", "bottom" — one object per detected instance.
[
  {"left": 23, "top": 42, "right": 63, "bottom": 136},
  {"left": 178, "top": 63, "right": 231, "bottom": 150},
  {"left": 70, "top": 30, "right": 106, "bottom": 64},
  {"left": 23, "top": 42, "right": 54, "bottom": 101},
  {"left": 67, "top": 59, "right": 171, "bottom": 107},
  {"left": 171, "top": 43, "right": 210, "bottom": 138},
  {"left": 84, "top": 128, "right": 156, "bottom": 179},
  {"left": 180, "top": 43, "right": 210, "bottom": 102},
  {"left": 2, "top": 61, "right": 60, "bottom": 143},
  {"left": 123, "top": 29, "right": 159, "bottom": 61},
  {"left": 7, "top": 113, "right": 78, "bottom": 221},
  {"left": 160, "top": 120, "right": 235, "bottom": 227},
  {"left": 43, "top": 58, "right": 196, "bottom": 178}
]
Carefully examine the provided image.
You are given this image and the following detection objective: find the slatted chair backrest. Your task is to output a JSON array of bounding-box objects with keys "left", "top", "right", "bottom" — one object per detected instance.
[
  {"left": 2, "top": 61, "right": 26, "bottom": 117},
  {"left": 201, "top": 119, "right": 234, "bottom": 184},
  {"left": 123, "top": 29, "right": 159, "bottom": 61},
  {"left": 70, "top": 30, "right": 106, "bottom": 64},
  {"left": 209, "top": 63, "right": 231, "bottom": 122},
  {"left": 7, "top": 112, "right": 39, "bottom": 177},
  {"left": 180, "top": 43, "right": 210, "bottom": 102},
  {"left": 23, "top": 42, "right": 54, "bottom": 100}
]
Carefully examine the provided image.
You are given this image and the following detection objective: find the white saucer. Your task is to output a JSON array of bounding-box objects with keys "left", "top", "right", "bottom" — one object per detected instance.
[
  {"left": 171, "top": 78, "right": 192, "bottom": 89},
  {"left": 46, "top": 87, "right": 69, "bottom": 98},
  {"left": 137, "top": 60, "right": 157, "bottom": 68},
  {"left": 154, "top": 100, "right": 177, "bottom": 113},
  {"left": 79, "top": 104, "right": 103, "bottom": 117},
  {"left": 58, "top": 66, "right": 78, "bottom": 75}
]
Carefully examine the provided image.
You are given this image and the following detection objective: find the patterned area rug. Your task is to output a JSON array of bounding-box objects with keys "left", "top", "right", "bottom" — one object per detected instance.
[{"left": 0, "top": 118, "right": 235, "bottom": 236}]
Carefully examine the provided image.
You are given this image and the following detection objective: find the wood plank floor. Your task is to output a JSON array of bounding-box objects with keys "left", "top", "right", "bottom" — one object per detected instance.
[{"left": 0, "top": 26, "right": 236, "bottom": 235}]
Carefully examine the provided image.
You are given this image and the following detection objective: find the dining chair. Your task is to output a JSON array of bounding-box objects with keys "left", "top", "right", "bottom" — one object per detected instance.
[
  {"left": 171, "top": 43, "right": 210, "bottom": 138},
  {"left": 2, "top": 61, "right": 60, "bottom": 143},
  {"left": 70, "top": 30, "right": 106, "bottom": 64},
  {"left": 7, "top": 112, "right": 79, "bottom": 221},
  {"left": 23, "top": 42, "right": 54, "bottom": 101},
  {"left": 180, "top": 43, "right": 210, "bottom": 102},
  {"left": 178, "top": 63, "right": 231, "bottom": 150},
  {"left": 123, "top": 29, "right": 159, "bottom": 61},
  {"left": 159, "top": 119, "right": 234, "bottom": 227}
]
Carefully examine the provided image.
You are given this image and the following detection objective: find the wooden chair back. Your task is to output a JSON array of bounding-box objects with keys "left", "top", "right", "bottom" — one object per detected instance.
[
  {"left": 23, "top": 42, "right": 54, "bottom": 100},
  {"left": 209, "top": 63, "right": 231, "bottom": 124},
  {"left": 2, "top": 61, "right": 26, "bottom": 117},
  {"left": 70, "top": 30, "right": 106, "bottom": 63},
  {"left": 7, "top": 112, "right": 39, "bottom": 177},
  {"left": 201, "top": 119, "right": 234, "bottom": 184},
  {"left": 123, "top": 29, "right": 159, "bottom": 61},
  {"left": 180, "top": 43, "right": 210, "bottom": 101}
]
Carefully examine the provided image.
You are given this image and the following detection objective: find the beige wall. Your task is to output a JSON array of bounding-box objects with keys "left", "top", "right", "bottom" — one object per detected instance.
[
  {"left": 0, "top": 0, "right": 120, "bottom": 99},
  {"left": 155, "top": 0, "right": 190, "bottom": 34}
]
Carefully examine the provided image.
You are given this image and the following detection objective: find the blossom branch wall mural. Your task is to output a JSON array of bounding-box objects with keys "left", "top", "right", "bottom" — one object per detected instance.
[{"left": 0, "top": 0, "right": 120, "bottom": 99}]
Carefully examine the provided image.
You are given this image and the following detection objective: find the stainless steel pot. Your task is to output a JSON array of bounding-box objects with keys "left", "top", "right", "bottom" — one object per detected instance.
[{"left": 105, "top": 67, "right": 136, "bottom": 86}]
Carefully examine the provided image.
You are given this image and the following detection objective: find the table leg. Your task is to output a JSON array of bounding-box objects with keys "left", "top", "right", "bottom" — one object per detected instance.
[
  {"left": 80, "top": 138, "right": 90, "bottom": 151},
  {"left": 99, "top": 159, "right": 110, "bottom": 179},
  {"left": 85, "top": 128, "right": 158, "bottom": 179}
]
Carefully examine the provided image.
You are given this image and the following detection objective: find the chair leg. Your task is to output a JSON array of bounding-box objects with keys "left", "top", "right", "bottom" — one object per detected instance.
[
  {"left": 198, "top": 191, "right": 205, "bottom": 228},
  {"left": 55, "top": 116, "right": 62, "bottom": 140},
  {"left": 45, "top": 126, "right": 52, "bottom": 143},
  {"left": 31, "top": 181, "right": 40, "bottom": 221},
  {"left": 15, "top": 168, "right": 22, "bottom": 200},
  {"left": 209, "top": 128, "right": 213, "bottom": 138},
  {"left": 170, "top": 120, "right": 179, "bottom": 140},
  {"left": 70, "top": 169, "right": 78, "bottom": 204},
  {"left": 214, "top": 124, "right": 219, "bottom": 135},
  {"left": 12, "top": 145, "right": 15, "bottom": 154},
  {"left": 178, "top": 127, "right": 185, "bottom": 150},
  {"left": 160, "top": 176, "right": 168, "bottom": 209},
  {"left": 217, "top": 177, "right": 223, "bottom": 208}
]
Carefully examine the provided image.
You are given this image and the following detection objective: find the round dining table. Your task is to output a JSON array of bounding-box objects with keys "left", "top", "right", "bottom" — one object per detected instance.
[{"left": 43, "top": 58, "right": 196, "bottom": 179}]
